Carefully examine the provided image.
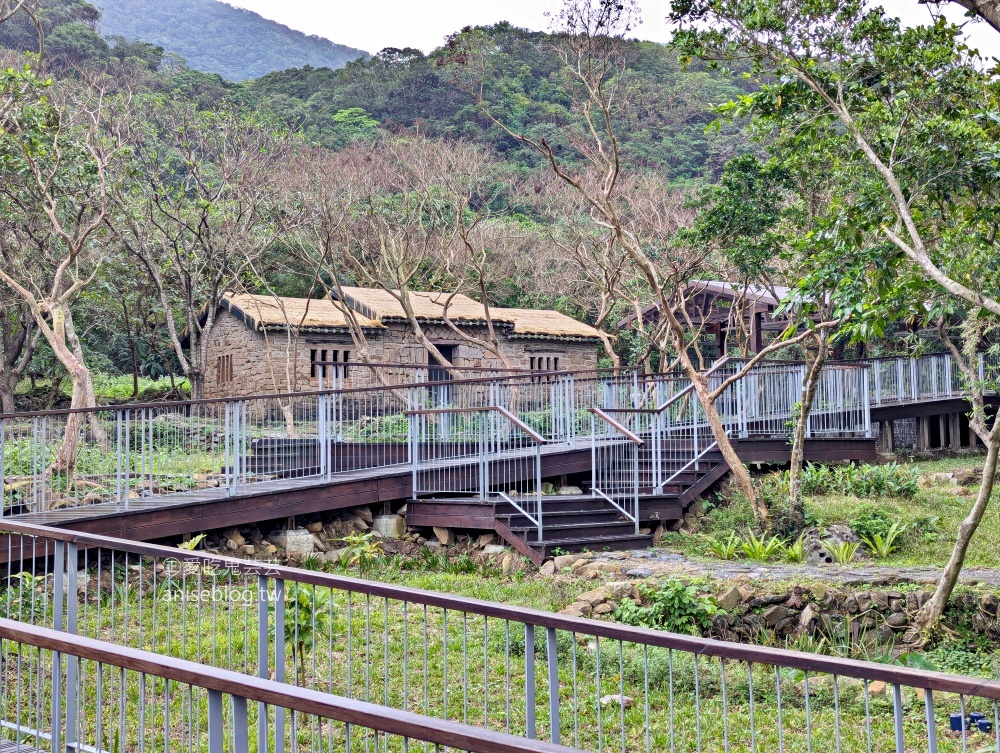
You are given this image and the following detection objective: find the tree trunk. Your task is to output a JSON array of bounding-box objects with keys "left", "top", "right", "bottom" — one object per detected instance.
[
  {"left": 915, "top": 432, "right": 999, "bottom": 631},
  {"left": 0, "top": 379, "right": 15, "bottom": 414},
  {"left": 189, "top": 369, "right": 205, "bottom": 401},
  {"left": 691, "top": 377, "right": 766, "bottom": 521},
  {"left": 788, "top": 344, "right": 826, "bottom": 523}
]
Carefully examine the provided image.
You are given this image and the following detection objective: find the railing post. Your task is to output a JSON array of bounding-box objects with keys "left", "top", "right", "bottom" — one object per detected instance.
[
  {"left": 979, "top": 352, "right": 986, "bottom": 384},
  {"left": 257, "top": 574, "right": 269, "bottom": 753},
  {"left": 739, "top": 377, "right": 748, "bottom": 439},
  {"left": 924, "top": 688, "right": 938, "bottom": 753},
  {"left": 692, "top": 398, "right": 700, "bottom": 472},
  {"left": 224, "top": 402, "right": 232, "bottom": 493},
  {"left": 318, "top": 390, "right": 329, "bottom": 479},
  {"left": 408, "top": 413, "right": 418, "bottom": 499},
  {"left": 233, "top": 695, "right": 249, "bottom": 753},
  {"left": 65, "top": 542, "right": 79, "bottom": 751},
  {"left": 863, "top": 365, "right": 872, "bottom": 438},
  {"left": 893, "top": 684, "right": 905, "bottom": 753},
  {"left": 535, "top": 443, "right": 543, "bottom": 541},
  {"left": 910, "top": 358, "right": 920, "bottom": 401},
  {"left": 944, "top": 354, "right": 953, "bottom": 398},
  {"left": 208, "top": 689, "right": 224, "bottom": 753},
  {"left": 525, "top": 623, "right": 536, "bottom": 739},
  {"left": 590, "top": 414, "right": 597, "bottom": 496},
  {"left": 652, "top": 412, "right": 662, "bottom": 493},
  {"left": 112, "top": 410, "right": 121, "bottom": 511},
  {"left": 632, "top": 439, "right": 640, "bottom": 533},
  {"left": 546, "top": 626, "right": 560, "bottom": 744},
  {"left": 274, "top": 577, "right": 286, "bottom": 753},
  {"left": 51, "top": 539, "right": 65, "bottom": 753},
  {"left": 873, "top": 359, "right": 882, "bottom": 406}
]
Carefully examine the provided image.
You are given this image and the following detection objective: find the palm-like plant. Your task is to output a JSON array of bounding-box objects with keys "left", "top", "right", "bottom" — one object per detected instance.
[
  {"left": 272, "top": 584, "right": 333, "bottom": 689},
  {"left": 824, "top": 540, "right": 860, "bottom": 565},
  {"left": 706, "top": 531, "right": 741, "bottom": 560},
  {"left": 341, "top": 532, "right": 384, "bottom": 574},
  {"left": 741, "top": 530, "right": 785, "bottom": 562},
  {"left": 861, "top": 522, "right": 907, "bottom": 560}
]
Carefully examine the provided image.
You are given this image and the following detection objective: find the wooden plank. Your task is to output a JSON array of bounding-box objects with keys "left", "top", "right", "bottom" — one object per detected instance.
[
  {"left": 407, "top": 501, "right": 496, "bottom": 530},
  {"left": 493, "top": 520, "right": 543, "bottom": 566}
]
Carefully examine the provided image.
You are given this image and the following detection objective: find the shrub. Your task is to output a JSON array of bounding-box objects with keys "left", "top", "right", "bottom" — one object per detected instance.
[
  {"left": 851, "top": 503, "right": 898, "bottom": 542},
  {"left": 784, "top": 534, "right": 807, "bottom": 563},
  {"left": 705, "top": 531, "right": 741, "bottom": 560},
  {"left": 702, "top": 493, "right": 762, "bottom": 536},
  {"left": 861, "top": 521, "right": 907, "bottom": 560},
  {"left": 613, "top": 579, "right": 721, "bottom": 635},
  {"left": 800, "top": 462, "right": 918, "bottom": 498}
]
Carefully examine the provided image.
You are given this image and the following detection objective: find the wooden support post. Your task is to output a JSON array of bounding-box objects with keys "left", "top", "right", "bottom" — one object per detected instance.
[
  {"left": 750, "top": 312, "right": 764, "bottom": 354},
  {"left": 880, "top": 421, "right": 894, "bottom": 453},
  {"left": 917, "top": 417, "right": 930, "bottom": 452},
  {"left": 938, "top": 414, "right": 947, "bottom": 450},
  {"left": 950, "top": 413, "right": 962, "bottom": 451}
]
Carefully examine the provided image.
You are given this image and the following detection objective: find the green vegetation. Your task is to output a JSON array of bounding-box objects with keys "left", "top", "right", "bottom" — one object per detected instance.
[
  {"left": 668, "top": 457, "right": 1000, "bottom": 570},
  {"left": 798, "top": 462, "right": 919, "bottom": 499},
  {"left": 613, "top": 579, "right": 722, "bottom": 634},
  {"left": 823, "top": 540, "right": 860, "bottom": 565}
]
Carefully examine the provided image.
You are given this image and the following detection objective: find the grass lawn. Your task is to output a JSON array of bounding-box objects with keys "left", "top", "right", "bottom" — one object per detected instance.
[
  {"left": 802, "top": 454, "right": 1000, "bottom": 568},
  {"left": 657, "top": 454, "right": 1000, "bottom": 570}
]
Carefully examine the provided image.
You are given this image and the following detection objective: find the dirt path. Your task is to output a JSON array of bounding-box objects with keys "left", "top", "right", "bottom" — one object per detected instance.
[{"left": 592, "top": 548, "right": 1000, "bottom": 588}]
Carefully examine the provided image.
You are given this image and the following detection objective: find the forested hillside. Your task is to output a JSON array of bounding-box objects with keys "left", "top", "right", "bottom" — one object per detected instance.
[
  {"left": 247, "top": 26, "right": 753, "bottom": 181},
  {"left": 94, "top": 0, "right": 367, "bottom": 80}
]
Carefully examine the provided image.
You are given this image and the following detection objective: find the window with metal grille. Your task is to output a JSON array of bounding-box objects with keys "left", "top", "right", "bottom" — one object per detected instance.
[{"left": 216, "top": 354, "right": 233, "bottom": 383}]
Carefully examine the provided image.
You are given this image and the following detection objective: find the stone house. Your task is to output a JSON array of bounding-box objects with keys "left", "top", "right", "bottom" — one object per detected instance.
[{"left": 201, "top": 288, "right": 601, "bottom": 398}]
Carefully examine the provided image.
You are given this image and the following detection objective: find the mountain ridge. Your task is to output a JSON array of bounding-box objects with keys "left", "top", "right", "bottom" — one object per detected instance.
[{"left": 95, "top": 0, "right": 368, "bottom": 81}]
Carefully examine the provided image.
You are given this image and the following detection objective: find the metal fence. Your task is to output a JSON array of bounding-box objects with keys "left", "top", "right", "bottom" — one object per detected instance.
[
  {"left": 0, "top": 616, "right": 576, "bottom": 753},
  {"left": 867, "top": 352, "right": 1000, "bottom": 406},
  {"left": 3, "top": 521, "right": 1000, "bottom": 753},
  {"left": 10, "top": 351, "right": 992, "bottom": 520},
  {"left": 588, "top": 409, "right": 641, "bottom": 532},
  {"left": 408, "top": 407, "right": 545, "bottom": 539}
]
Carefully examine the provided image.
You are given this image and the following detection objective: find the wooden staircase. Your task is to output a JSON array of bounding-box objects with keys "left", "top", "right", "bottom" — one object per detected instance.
[{"left": 490, "top": 441, "right": 732, "bottom": 564}]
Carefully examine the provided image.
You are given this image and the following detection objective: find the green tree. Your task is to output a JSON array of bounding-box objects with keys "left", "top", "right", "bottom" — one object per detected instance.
[
  {"left": 671, "top": 0, "right": 1000, "bottom": 630},
  {"left": 0, "top": 65, "right": 122, "bottom": 469}
]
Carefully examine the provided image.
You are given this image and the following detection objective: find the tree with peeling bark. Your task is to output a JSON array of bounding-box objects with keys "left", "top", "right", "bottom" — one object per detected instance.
[
  {"left": 288, "top": 137, "right": 524, "bottom": 378},
  {"left": 0, "top": 283, "right": 37, "bottom": 414},
  {"left": 114, "top": 101, "right": 292, "bottom": 400},
  {"left": 670, "top": 0, "right": 1000, "bottom": 630},
  {"left": 445, "top": 0, "right": 837, "bottom": 520},
  {"left": 0, "top": 65, "right": 121, "bottom": 473}
]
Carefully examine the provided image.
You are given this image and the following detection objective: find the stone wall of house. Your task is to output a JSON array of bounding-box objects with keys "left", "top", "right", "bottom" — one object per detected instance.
[
  {"left": 202, "top": 313, "right": 600, "bottom": 399},
  {"left": 202, "top": 311, "right": 268, "bottom": 399}
]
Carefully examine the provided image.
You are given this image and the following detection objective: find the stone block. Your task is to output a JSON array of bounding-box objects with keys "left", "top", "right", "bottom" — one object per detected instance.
[
  {"left": 268, "top": 529, "right": 314, "bottom": 559},
  {"left": 483, "top": 544, "right": 507, "bottom": 555},
  {"left": 373, "top": 515, "right": 406, "bottom": 539},
  {"left": 719, "top": 587, "right": 742, "bottom": 611}
]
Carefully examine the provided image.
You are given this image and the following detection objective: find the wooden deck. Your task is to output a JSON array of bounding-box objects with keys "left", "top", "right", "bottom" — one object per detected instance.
[{"left": 1, "top": 437, "right": 874, "bottom": 549}]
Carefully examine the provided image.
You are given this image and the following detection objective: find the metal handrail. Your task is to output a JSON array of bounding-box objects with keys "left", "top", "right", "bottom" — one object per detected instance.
[
  {"left": 2, "top": 519, "right": 999, "bottom": 699},
  {"left": 587, "top": 408, "right": 644, "bottom": 446},
  {"left": 0, "top": 617, "right": 577, "bottom": 753},
  {"left": 404, "top": 405, "right": 547, "bottom": 445}
]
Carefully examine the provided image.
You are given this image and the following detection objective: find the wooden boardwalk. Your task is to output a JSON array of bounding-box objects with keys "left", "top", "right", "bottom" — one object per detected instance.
[{"left": 2, "top": 438, "right": 874, "bottom": 547}]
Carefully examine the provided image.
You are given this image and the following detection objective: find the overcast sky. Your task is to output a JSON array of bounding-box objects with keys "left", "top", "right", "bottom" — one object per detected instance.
[{"left": 225, "top": 0, "right": 997, "bottom": 58}]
